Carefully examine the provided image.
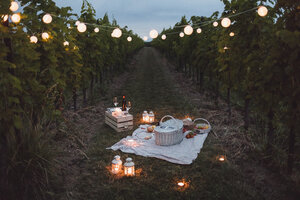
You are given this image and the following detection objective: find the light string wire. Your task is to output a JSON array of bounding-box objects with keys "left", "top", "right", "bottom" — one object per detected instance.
[
  {"left": 7, "top": 2, "right": 263, "bottom": 39},
  {"left": 162, "top": 6, "right": 259, "bottom": 37}
]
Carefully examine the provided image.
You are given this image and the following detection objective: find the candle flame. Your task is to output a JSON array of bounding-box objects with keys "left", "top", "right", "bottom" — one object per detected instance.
[{"left": 178, "top": 182, "right": 184, "bottom": 187}]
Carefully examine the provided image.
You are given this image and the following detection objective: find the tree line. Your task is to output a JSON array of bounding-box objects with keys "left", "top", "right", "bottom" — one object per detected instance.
[
  {"left": 0, "top": 0, "right": 143, "bottom": 199},
  {"left": 153, "top": 0, "right": 299, "bottom": 175}
]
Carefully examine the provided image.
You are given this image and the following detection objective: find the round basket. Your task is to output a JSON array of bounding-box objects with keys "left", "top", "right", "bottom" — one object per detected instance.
[
  {"left": 193, "top": 118, "right": 211, "bottom": 134},
  {"left": 154, "top": 115, "right": 183, "bottom": 146}
]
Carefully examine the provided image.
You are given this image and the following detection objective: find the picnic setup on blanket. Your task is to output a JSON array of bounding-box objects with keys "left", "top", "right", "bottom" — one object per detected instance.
[{"left": 105, "top": 96, "right": 213, "bottom": 176}]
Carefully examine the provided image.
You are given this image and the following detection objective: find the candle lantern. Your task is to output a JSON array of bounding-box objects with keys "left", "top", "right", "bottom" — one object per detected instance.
[
  {"left": 142, "top": 111, "right": 149, "bottom": 122},
  {"left": 149, "top": 111, "right": 155, "bottom": 123},
  {"left": 124, "top": 158, "right": 135, "bottom": 176},
  {"left": 111, "top": 155, "right": 122, "bottom": 174}
]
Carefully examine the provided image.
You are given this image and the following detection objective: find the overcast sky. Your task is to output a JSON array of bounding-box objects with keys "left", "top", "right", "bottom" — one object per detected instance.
[{"left": 54, "top": 0, "right": 224, "bottom": 37}]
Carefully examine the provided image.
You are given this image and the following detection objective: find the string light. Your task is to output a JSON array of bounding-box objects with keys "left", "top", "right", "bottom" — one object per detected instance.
[
  {"left": 258, "top": 6, "right": 268, "bottom": 17},
  {"left": 213, "top": 21, "right": 218, "bottom": 27},
  {"left": 221, "top": 18, "right": 231, "bottom": 28},
  {"left": 161, "top": 34, "right": 166, "bottom": 40},
  {"left": 75, "top": 21, "right": 80, "bottom": 26},
  {"left": 229, "top": 32, "right": 235, "bottom": 37},
  {"left": 30, "top": 36, "right": 38, "bottom": 43},
  {"left": 112, "top": 28, "right": 122, "bottom": 38},
  {"left": 196, "top": 28, "right": 202, "bottom": 34},
  {"left": 179, "top": 32, "right": 184, "bottom": 38},
  {"left": 2, "top": 15, "right": 9, "bottom": 22},
  {"left": 127, "top": 36, "right": 132, "bottom": 42},
  {"left": 42, "top": 14, "right": 52, "bottom": 24},
  {"left": 10, "top": 1, "right": 19, "bottom": 12},
  {"left": 42, "top": 32, "right": 50, "bottom": 41},
  {"left": 143, "top": 36, "right": 148, "bottom": 41},
  {"left": 149, "top": 29, "right": 158, "bottom": 39},
  {"left": 184, "top": 25, "right": 193, "bottom": 35},
  {"left": 94, "top": 27, "right": 99, "bottom": 33},
  {"left": 63, "top": 41, "right": 69, "bottom": 46},
  {"left": 11, "top": 13, "right": 21, "bottom": 23},
  {"left": 77, "top": 23, "right": 87, "bottom": 33}
]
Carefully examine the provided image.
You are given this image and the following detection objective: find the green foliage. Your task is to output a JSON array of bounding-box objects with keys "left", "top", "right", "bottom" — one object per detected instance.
[
  {"left": 0, "top": 0, "right": 143, "bottom": 199},
  {"left": 153, "top": 0, "right": 299, "bottom": 174}
]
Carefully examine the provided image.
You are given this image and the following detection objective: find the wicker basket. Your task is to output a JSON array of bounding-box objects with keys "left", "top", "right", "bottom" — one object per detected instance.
[
  {"left": 154, "top": 115, "right": 183, "bottom": 146},
  {"left": 193, "top": 118, "right": 211, "bottom": 134}
]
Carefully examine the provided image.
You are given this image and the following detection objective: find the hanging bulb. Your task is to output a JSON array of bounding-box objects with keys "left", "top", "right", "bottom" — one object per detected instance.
[
  {"left": 143, "top": 36, "right": 148, "bottom": 41},
  {"left": 94, "top": 27, "right": 99, "bottom": 33},
  {"left": 11, "top": 13, "right": 21, "bottom": 23},
  {"left": 179, "top": 32, "right": 184, "bottom": 38},
  {"left": 2, "top": 15, "right": 9, "bottom": 22},
  {"left": 149, "top": 29, "right": 158, "bottom": 39},
  {"left": 258, "top": 6, "right": 268, "bottom": 17},
  {"left": 196, "top": 28, "right": 202, "bottom": 34},
  {"left": 221, "top": 18, "right": 231, "bottom": 28},
  {"left": 42, "top": 32, "right": 50, "bottom": 41},
  {"left": 213, "top": 21, "right": 218, "bottom": 27},
  {"left": 161, "top": 34, "right": 166, "bottom": 40},
  {"left": 42, "top": 14, "right": 52, "bottom": 24},
  {"left": 30, "top": 36, "right": 38, "bottom": 43},
  {"left": 127, "top": 36, "right": 132, "bottom": 42},
  {"left": 229, "top": 32, "right": 235, "bottom": 37},
  {"left": 112, "top": 28, "right": 122, "bottom": 38},
  {"left": 77, "top": 23, "right": 87, "bottom": 33},
  {"left": 63, "top": 41, "right": 69, "bottom": 46},
  {"left": 10, "top": 1, "right": 19, "bottom": 12},
  {"left": 75, "top": 21, "right": 80, "bottom": 26},
  {"left": 184, "top": 25, "right": 193, "bottom": 35}
]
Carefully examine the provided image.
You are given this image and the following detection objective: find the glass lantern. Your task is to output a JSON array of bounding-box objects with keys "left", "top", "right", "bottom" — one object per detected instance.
[
  {"left": 149, "top": 111, "right": 155, "bottom": 123},
  {"left": 111, "top": 155, "right": 122, "bottom": 174},
  {"left": 142, "top": 111, "right": 149, "bottom": 122},
  {"left": 124, "top": 157, "right": 135, "bottom": 176}
]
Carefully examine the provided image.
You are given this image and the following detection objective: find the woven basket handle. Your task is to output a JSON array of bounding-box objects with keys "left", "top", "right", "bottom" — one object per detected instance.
[
  {"left": 193, "top": 118, "right": 211, "bottom": 127},
  {"left": 160, "top": 115, "right": 179, "bottom": 129}
]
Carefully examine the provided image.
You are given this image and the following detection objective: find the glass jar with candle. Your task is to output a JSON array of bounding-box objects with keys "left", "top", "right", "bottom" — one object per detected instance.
[
  {"left": 124, "top": 157, "right": 135, "bottom": 176},
  {"left": 149, "top": 111, "right": 155, "bottom": 123},
  {"left": 142, "top": 111, "right": 148, "bottom": 122},
  {"left": 111, "top": 155, "right": 122, "bottom": 174}
]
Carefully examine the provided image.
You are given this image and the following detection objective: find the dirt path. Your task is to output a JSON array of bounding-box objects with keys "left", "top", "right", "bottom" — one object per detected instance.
[{"left": 56, "top": 47, "right": 298, "bottom": 200}]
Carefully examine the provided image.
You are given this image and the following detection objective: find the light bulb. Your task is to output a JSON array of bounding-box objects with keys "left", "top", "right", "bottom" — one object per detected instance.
[
  {"left": 196, "top": 28, "right": 202, "bottom": 34},
  {"left": 112, "top": 28, "right": 122, "bottom": 38},
  {"left": 143, "top": 36, "right": 148, "bottom": 41},
  {"left": 63, "top": 41, "right": 69, "bottom": 46},
  {"left": 127, "top": 36, "right": 132, "bottom": 42},
  {"left": 42, "top": 14, "right": 52, "bottom": 24},
  {"left": 75, "top": 21, "right": 80, "bottom": 26},
  {"left": 229, "top": 32, "right": 235, "bottom": 37},
  {"left": 213, "top": 21, "right": 218, "bottom": 27},
  {"left": 149, "top": 29, "right": 158, "bottom": 39},
  {"left": 77, "top": 23, "right": 87, "bottom": 33},
  {"left": 258, "top": 6, "right": 268, "bottom": 17},
  {"left": 42, "top": 32, "right": 49, "bottom": 41},
  {"left": 10, "top": 1, "right": 19, "bottom": 12},
  {"left": 30, "top": 36, "right": 38, "bottom": 43},
  {"left": 221, "top": 18, "right": 231, "bottom": 28},
  {"left": 184, "top": 25, "right": 193, "bottom": 35},
  {"left": 2, "top": 15, "right": 9, "bottom": 22},
  {"left": 11, "top": 13, "right": 21, "bottom": 23},
  {"left": 179, "top": 32, "right": 184, "bottom": 38},
  {"left": 94, "top": 27, "right": 99, "bottom": 33},
  {"left": 161, "top": 34, "right": 166, "bottom": 40}
]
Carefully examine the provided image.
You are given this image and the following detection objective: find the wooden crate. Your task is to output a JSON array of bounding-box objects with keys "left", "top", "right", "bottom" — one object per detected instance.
[{"left": 105, "top": 111, "right": 133, "bottom": 132}]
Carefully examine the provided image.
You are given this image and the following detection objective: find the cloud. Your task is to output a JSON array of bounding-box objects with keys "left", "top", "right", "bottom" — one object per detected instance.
[{"left": 54, "top": 0, "right": 224, "bottom": 36}]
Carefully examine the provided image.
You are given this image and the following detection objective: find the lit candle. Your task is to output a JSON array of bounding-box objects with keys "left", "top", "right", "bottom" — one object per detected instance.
[
  {"left": 124, "top": 158, "right": 135, "bottom": 176},
  {"left": 111, "top": 155, "right": 122, "bottom": 174},
  {"left": 178, "top": 182, "right": 184, "bottom": 187}
]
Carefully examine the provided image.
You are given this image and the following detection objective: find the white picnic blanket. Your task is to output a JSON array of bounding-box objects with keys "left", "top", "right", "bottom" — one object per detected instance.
[{"left": 107, "top": 125, "right": 208, "bottom": 165}]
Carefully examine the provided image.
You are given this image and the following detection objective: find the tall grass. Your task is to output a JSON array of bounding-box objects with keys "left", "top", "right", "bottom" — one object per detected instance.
[{"left": 0, "top": 122, "right": 55, "bottom": 200}]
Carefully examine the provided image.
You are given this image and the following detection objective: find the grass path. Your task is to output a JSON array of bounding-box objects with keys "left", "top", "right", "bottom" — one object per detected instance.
[{"left": 59, "top": 47, "right": 297, "bottom": 200}]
